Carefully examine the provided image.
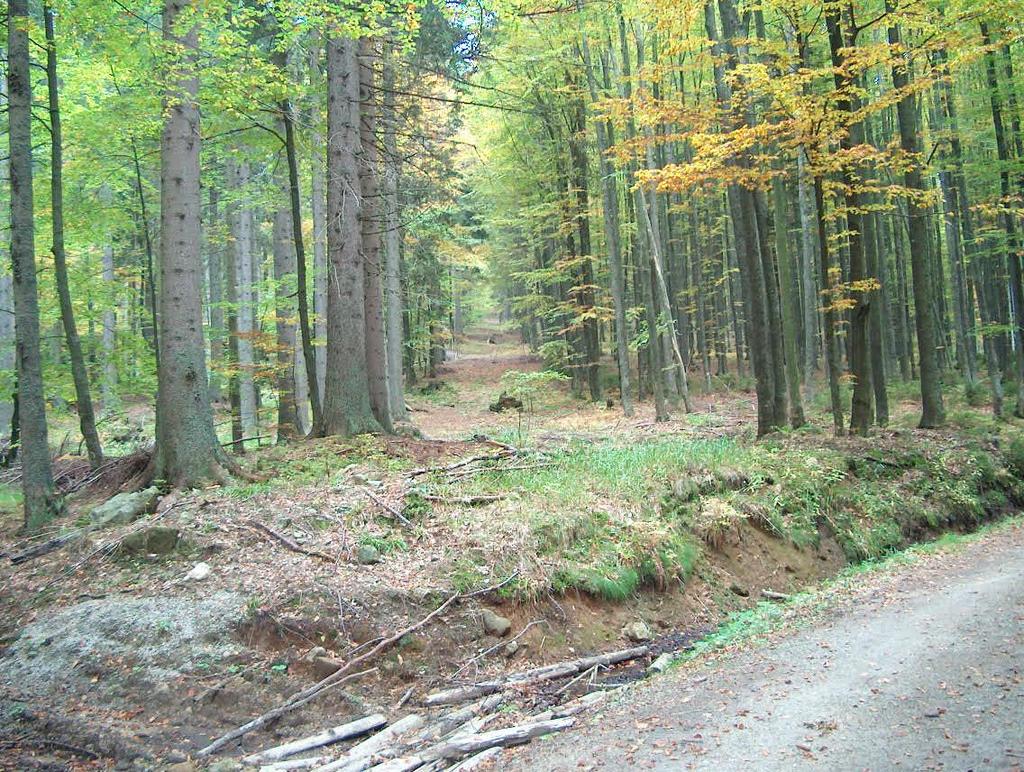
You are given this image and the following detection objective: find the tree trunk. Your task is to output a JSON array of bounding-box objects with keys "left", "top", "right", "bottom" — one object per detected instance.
[
  {"left": 981, "top": 23, "right": 1024, "bottom": 418},
  {"left": 8, "top": 0, "right": 60, "bottom": 527},
  {"left": 825, "top": 6, "right": 874, "bottom": 435},
  {"left": 154, "top": 0, "right": 230, "bottom": 488},
  {"left": 814, "top": 176, "right": 845, "bottom": 435},
  {"left": 44, "top": 5, "right": 103, "bottom": 468},
  {"left": 206, "top": 182, "right": 224, "bottom": 405},
  {"left": 771, "top": 175, "right": 805, "bottom": 428},
  {"left": 320, "top": 36, "right": 381, "bottom": 437},
  {"left": 382, "top": 48, "right": 408, "bottom": 423},
  {"left": 273, "top": 167, "right": 300, "bottom": 442},
  {"left": 359, "top": 39, "right": 394, "bottom": 433},
  {"left": 228, "top": 156, "right": 258, "bottom": 437},
  {"left": 310, "top": 44, "right": 328, "bottom": 402},
  {"left": 888, "top": 12, "right": 944, "bottom": 427}
]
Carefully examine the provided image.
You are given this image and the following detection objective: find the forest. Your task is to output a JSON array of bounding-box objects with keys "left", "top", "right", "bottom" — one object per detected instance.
[{"left": 1, "top": 0, "right": 1024, "bottom": 769}]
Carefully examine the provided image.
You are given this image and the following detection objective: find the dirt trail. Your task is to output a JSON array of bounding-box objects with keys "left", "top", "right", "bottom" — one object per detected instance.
[{"left": 506, "top": 523, "right": 1024, "bottom": 770}]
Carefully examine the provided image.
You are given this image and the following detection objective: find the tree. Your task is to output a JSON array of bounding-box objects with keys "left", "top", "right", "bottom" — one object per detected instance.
[
  {"left": 153, "top": 0, "right": 232, "bottom": 487},
  {"left": 8, "top": 0, "right": 60, "bottom": 528},
  {"left": 320, "top": 34, "right": 381, "bottom": 437}
]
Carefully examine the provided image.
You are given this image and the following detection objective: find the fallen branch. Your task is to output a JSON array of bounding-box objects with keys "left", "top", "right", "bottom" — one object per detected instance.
[
  {"left": 259, "top": 756, "right": 332, "bottom": 771},
  {"left": 248, "top": 520, "right": 335, "bottom": 562},
  {"left": 421, "top": 494, "right": 505, "bottom": 506},
  {"left": 449, "top": 620, "right": 544, "bottom": 681},
  {"left": 447, "top": 747, "right": 502, "bottom": 771},
  {"left": 760, "top": 589, "right": 790, "bottom": 601},
  {"left": 245, "top": 714, "right": 387, "bottom": 765},
  {"left": 406, "top": 451, "right": 514, "bottom": 479},
  {"left": 423, "top": 644, "right": 649, "bottom": 706},
  {"left": 196, "top": 668, "right": 377, "bottom": 758},
  {"left": 363, "top": 491, "right": 412, "bottom": 528},
  {"left": 8, "top": 529, "right": 82, "bottom": 565},
  {"left": 198, "top": 575, "right": 516, "bottom": 758}
]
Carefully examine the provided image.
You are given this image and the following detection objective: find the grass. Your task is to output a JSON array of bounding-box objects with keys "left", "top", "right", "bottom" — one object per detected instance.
[{"left": 423, "top": 425, "right": 1024, "bottom": 601}]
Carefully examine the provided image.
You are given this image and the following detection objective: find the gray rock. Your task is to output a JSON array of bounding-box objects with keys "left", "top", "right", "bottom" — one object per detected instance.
[
  {"left": 503, "top": 640, "right": 520, "bottom": 658},
  {"left": 648, "top": 652, "right": 676, "bottom": 674},
  {"left": 184, "top": 562, "right": 211, "bottom": 581},
  {"left": 622, "top": 620, "right": 653, "bottom": 643},
  {"left": 207, "top": 761, "right": 242, "bottom": 772},
  {"left": 482, "top": 609, "right": 512, "bottom": 637},
  {"left": 356, "top": 544, "right": 382, "bottom": 564},
  {"left": 89, "top": 487, "right": 160, "bottom": 529},
  {"left": 302, "top": 645, "right": 328, "bottom": 662},
  {"left": 119, "top": 526, "right": 179, "bottom": 555}
]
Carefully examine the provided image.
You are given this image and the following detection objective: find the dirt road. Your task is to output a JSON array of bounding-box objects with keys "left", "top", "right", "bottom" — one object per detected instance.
[{"left": 508, "top": 523, "right": 1024, "bottom": 770}]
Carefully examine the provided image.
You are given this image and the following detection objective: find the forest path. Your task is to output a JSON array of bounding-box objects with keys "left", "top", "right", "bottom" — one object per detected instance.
[{"left": 505, "top": 522, "right": 1024, "bottom": 770}]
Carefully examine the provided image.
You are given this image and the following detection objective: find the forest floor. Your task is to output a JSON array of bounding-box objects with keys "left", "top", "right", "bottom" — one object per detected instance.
[{"left": 1, "top": 319, "right": 1023, "bottom": 770}]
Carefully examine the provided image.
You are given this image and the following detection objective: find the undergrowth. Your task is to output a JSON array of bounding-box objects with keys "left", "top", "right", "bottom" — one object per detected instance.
[{"left": 432, "top": 429, "right": 1024, "bottom": 601}]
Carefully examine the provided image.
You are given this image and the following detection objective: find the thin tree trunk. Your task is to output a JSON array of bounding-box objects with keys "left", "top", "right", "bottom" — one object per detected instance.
[
  {"left": 9, "top": 0, "right": 59, "bottom": 526},
  {"left": 310, "top": 43, "right": 328, "bottom": 401},
  {"left": 206, "top": 182, "right": 224, "bottom": 405},
  {"left": 814, "top": 176, "right": 845, "bottom": 435},
  {"left": 381, "top": 48, "right": 408, "bottom": 423},
  {"left": 771, "top": 175, "right": 806, "bottom": 428},
  {"left": 228, "top": 156, "right": 258, "bottom": 436},
  {"left": 981, "top": 24, "right": 1024, "bottom": 417},
  {"left": 273, "top": 167, "right": 300, "bottom": 442},
  {"left": 45, "top": 5, "right": 102, "bottom": 467}
]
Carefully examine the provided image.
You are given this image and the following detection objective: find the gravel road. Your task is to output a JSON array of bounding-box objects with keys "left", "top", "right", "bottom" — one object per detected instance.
[{"left": 507, "top": 523, "right": 1024, "bottom": 771}]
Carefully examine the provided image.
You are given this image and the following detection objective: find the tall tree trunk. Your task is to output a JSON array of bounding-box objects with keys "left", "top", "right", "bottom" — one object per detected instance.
[
  {"left": 826, "top": 6, "right": 874, "bottom": 435},
  {"left": 310, "top": 43, "right": 328, "bottom": 402},
  {"left": 277, "top": 49, "right": 323, "bottom": 434},
  {"left": 981, "top": 24, "right": 1024, "bottom": 417},
  {"left": 101, "top": 244, "right": 118, "bottom": 412},
  {"left": 885, "top": 16, "right": 945, "bottom": 426},
  {"left": 320, "top": 36, "right": 381, "bottom": 437},
  {"left": 797, "top": 148, "right": 819, "bottom": 401},
  {"left": 228, "top": 156, "right": 258, "bottom": 437},
  {"left": 359, "top": 39, "right": 394, "bottom": 433},
  {"left": 273, "top": 167, "right": 300, "bottom": 442},
  {"left": 206, "top": 182, "right": 224, "bottom": 405},
  {"left": 814, "top": 176, "right": 845, "bottom": 435},
  {"left": 154, "top": 0, "right": 230, "bottom": 487},
  {"left": 381, "top": 48, "right": 408, "bottom": 423},
  {"left": 9, "top": 0, "right": 59, "bottom": 526},
  {"left": 706, "top": 0, "right": 778, "bottom": 434},
  {"left": 45, "top": 5, "right": 103, "bottom": 467},
  {"left": 772, "top": 174, "right": 806, "bottom": 428},
  {"left": 0, "top": 60, "right": 13, "bottom": 436}
]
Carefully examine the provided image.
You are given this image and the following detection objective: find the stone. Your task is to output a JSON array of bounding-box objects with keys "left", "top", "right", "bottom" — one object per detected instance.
[
  {"left": 503, "top": 640, "right": 519, "bottom": 658},
  {"left": 302, "top": 645, "right": 328, "bottom": 663},
  {"left": 184, "top": 562, "right": 211, "bottom": 581},
  {"left": 207, "top": 761, "right": 242, "bottom": 772},
  {"left": 729, "top": 582, "right": 750, "bottom": 598},
  {"left": 166, "top": 763, "right": 197, "bottom": 772},
  {"left": 648, "top": 652, "right": 676, "bottom": 674},
  {"left": 119, "top": 526, "right": 179, "bottom": 555},
  {"left": 356, "top": 544, "right": 382, "bottom": 565},
  {"left": 481, "top": 609, "right": 512, "bottom": 637},
  {"left": 89, "top": 487, "right": 160, "bottom": 528},
  {"left": 622, "top": 620, "right": 653, "bottom": 643}
]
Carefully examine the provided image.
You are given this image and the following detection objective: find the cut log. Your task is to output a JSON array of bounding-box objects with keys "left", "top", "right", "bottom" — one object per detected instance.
[
  {"left": 245, "top": 714, "right": 387, "bottom": 764},
  {"left": 259, "top": 757, "right": 332, "bottom": 771},
  {"left": 447, "top": 747, "right": 502, "bottom": 771},
  {"left": 313, "top": 714, "right": 425, "bottom": 772},
  {"left": 423, "top": 645, "right": 649, "bottom": 706},
  {"left": 416, "top": 693, "right": 507, "bottom": 743},
  {"left": 365, "top": 757, "right": 425, "bottom": 772},
  {"left": 429, "top": 717, "right": 575, "bottom": 759},
  {"left": 760, "top": 589, "right": 790, "bottom": 601}
]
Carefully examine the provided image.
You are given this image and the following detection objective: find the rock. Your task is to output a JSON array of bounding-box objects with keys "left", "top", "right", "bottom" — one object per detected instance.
[
  {"left": 481, "top": 609, "right": 512, "bottom": 637},
  {"left": 503, "top": 640, "right": 520, "bottom": 658},
  {"left": 729, "top": 582, "right": 750, "bottom": 598},
  {"left": 648, "top": 652, "right": 676, "bottom": 674},
  {"left": 313, "top": 656, "right": 343, "bottom": 680},
  {"left": 166, "top": 763, "right": 197, "bottom": 772},
  {"left": 622, "top": 620, "right": 653, "bottom": 643},
  {"left": 184, "top": 562, "right": 211, "bottom": 581},
  {"left": 89, "top": 487, "right": 160, "bottom": 529},
  {"left": 302, "top": 645, "right": 328, "bottom": 662},
  {"left": 119, "top": 526, "right": 180, "bottom": 555},
  {"left": 207, "top": 761, "right": 242, "bottom": 772},
  {"left": 356, "top": 544, "right": 382, "bottom": 565}
]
